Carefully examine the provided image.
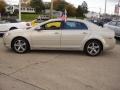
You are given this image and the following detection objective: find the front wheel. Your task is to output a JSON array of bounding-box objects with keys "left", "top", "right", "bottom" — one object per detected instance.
[
  {"left": 11, "top": 38, "right": 30, "bottom": 53},
  {"left": 84, "top": 40, "right": 103, "bottom": 56}
]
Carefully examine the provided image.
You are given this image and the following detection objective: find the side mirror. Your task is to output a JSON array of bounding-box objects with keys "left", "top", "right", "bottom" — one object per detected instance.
[{"left": 35, "top": 27, "right": 42, "bottom": 31}]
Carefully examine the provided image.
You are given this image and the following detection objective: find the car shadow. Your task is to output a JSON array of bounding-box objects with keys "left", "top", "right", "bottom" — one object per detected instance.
[
  {"left": 115, "top": 37, "right": 120, "bottom": 44},
  {"left": 5, "top": 48, "right": 112, "bottom": 57},
  {"left": 31, "top": 50, "right": 85, "bottom": 55}
]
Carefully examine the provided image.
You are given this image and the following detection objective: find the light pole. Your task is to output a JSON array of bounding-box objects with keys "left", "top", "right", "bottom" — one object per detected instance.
[
  {"left": 104, "top": 0, "right": 107, "bottom": 14},
  {"left": 50, "top": 0, "right": 53, "bottom": 19},
  {"left": 99, "top": 8, "right": 101, "bottom": 18},
  {"left": 19, "top": 0, "right": 21, "bottom": 21}
]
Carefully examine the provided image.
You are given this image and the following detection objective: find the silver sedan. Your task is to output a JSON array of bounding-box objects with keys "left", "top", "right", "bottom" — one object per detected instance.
[{"left": 3, "top": 18, "right": 116, "bottom": 56}]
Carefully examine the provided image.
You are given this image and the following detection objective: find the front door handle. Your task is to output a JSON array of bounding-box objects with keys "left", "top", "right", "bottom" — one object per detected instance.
[{"left": 54, "top": 32, "right": 59, "bottom": 34}]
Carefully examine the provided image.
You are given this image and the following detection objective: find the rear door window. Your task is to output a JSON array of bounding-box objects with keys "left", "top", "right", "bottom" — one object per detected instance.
[{"left": 62, "top": 21, "right": 88, "bottom": 30}]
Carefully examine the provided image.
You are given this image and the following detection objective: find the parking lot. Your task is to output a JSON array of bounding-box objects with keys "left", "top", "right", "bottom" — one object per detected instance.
[{"left": 0, "top": 37, "right": 120, "bottom": 90}]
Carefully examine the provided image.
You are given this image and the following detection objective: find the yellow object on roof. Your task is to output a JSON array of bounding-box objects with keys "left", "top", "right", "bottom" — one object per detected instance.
[
  {"left": 46, "top": 22, "right": 61, "bottom": 28},
  {"left": 31, "top": 20, "right": 38, "bottom": 27}
]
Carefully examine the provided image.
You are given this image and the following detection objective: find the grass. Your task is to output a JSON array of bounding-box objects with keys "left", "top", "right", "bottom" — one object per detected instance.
[
  {"left": 21, "top": 13, "right": 40, "bottom": 21},
  {"left": 21, "top": 13, "right": 85, "bottom": 21}
]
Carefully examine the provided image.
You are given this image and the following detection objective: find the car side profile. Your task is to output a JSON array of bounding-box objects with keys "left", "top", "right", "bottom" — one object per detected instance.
[{"left": 3, "top": 18, "right": 116, "bottom": 56}]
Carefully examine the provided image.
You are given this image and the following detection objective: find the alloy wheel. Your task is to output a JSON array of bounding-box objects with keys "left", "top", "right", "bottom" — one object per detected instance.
[{"left": 13, "top": 39, "right": 27, "bottom": 53}]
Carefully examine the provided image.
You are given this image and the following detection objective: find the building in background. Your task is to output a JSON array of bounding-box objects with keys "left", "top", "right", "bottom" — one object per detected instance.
[
  {"left": 21, "top": 0, "right": 31, "bottom": 4},
  {"left": 45, "top": 9, "right": 62, "bottom": 18},
  {"left": 85, "top": 11, "right": 100, "bottom": 19},
  {"left": 6, "top": 5, "right": 35, "bottom": 14},
  {"left": 6, "top": 0, "right": 35, "bottom": 14}
]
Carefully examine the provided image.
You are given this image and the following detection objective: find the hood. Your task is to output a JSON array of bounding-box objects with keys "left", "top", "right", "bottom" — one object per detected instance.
[
  {"left": 7, "top": 29, "right": 31, "bottom": 36},
  {"left": 8, "top": 29, "right": 28, "bottom": 33}
]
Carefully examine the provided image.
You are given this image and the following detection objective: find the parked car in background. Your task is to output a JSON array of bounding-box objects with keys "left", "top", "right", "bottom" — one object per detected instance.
[
  {"left": 89, "top": 19, "right": 104, "bottom": 27},
  {"left": 40, "top": 15, "right": 50, "bottom": 20},
  {"left": 0, "top": 19, "right": 31, "bottom": 35},
  {"left": 3, "top": 18, "right": 115, "bottom": 56},
  {"left": 104, "top": 21, "right": 120, "bottom": 38},
  {"left": 89, "top": 18, "right": 112, "bottom": 27}
]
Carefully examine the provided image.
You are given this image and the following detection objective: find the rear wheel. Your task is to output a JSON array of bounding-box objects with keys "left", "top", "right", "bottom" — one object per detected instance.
[
  {"left": 84, "top": 40, "right": 103, "bottom": 56},
  {"left": 11, "top": 38, "right": 30, "bottom": 53}
]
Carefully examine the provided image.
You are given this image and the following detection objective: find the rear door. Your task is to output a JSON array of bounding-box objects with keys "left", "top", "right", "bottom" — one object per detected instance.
[{"left": 61, "top": 21, "right": 89, "bottom": 49}]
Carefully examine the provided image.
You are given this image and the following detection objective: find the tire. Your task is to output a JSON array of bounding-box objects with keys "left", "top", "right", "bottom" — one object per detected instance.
[
  {"left": 9, "top": 27, "right": 17, "bottom": 31},
  {"left": 11, "top": 37, "right": 30, "bottom": 53},
  {"left": 84, "top": 40, "right": 103, "bottom": 56}
]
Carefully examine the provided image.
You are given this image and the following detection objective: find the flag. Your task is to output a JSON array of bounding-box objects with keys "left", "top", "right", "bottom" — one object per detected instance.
[
  {"left": 114, "top": 4, "right": 119, "bottom": 15},
  {"left": 60, "top": 9, "right": 67, "bottom": 22}
]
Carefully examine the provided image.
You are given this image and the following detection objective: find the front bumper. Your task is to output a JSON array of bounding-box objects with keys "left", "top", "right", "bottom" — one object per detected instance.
[{"left": 3, "top": 34, "right": 12, "bottom": 49}]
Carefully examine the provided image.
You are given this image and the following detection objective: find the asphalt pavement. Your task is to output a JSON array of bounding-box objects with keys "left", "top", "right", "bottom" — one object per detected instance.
[{"left": 0, "top": 38, "right": 120, "bottom": 90}]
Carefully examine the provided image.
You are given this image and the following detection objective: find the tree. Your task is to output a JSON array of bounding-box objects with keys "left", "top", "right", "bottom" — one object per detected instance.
[
  {"left": 53, "top": 0, "right": 76, "bottom": 17},
  {"left": 65, "top": 4, "right": 76, "bottom": 17},
  {"left": 0, "top": 0, "right": 6, "bottom": 15},
  {"left": 30, "top": 0, "right": 45, "bottom": 14},
  {"left": 13, "top": 9, "right": 19, "bottom": 16},
  {"left": 44, "top": 2, "right": 51, "bottom": 9},
  {"left": 76, "top": 5, "right": 84, "bottom": 17},
  {"left": 76, "top": 1, "right": 88, "bottom": 18},
  {"left": 81, "top": 1, "right": 88, "bottom": 14},
  {"left": 53, "top": 0, "right": 67, "bottom": 12}
]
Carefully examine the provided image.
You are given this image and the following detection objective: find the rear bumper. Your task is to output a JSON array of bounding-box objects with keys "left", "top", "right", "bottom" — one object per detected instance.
[{"left": 103, "top": 37, "right": 116, "bottom": 50}]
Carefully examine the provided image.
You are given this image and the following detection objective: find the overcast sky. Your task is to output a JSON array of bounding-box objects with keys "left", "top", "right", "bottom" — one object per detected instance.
[{"left": 5, "top": 0, "right": 119, "bottom": 14}]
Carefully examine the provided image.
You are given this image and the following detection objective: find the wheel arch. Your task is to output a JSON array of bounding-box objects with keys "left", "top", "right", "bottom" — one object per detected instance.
[{"left": 9, "top": 27, "right": 18, "bottom": 30}]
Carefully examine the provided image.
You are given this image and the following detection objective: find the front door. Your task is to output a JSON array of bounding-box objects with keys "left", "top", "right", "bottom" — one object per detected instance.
[{"left": 31, "top": 21, "right": 62, "bottom": 49}]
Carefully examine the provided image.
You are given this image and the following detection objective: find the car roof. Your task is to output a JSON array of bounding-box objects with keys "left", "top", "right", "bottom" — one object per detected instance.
[{"left": 47, "top": 18, "right": 85, "bottom": 22}]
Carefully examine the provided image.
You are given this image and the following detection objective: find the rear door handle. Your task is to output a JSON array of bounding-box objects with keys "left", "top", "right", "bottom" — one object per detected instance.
[
  {"left": 54, "top": 32, "right": 59, "bottom": 34},
  {"left": 83, "top": 32, "right": 88, "bottom": 34}
]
